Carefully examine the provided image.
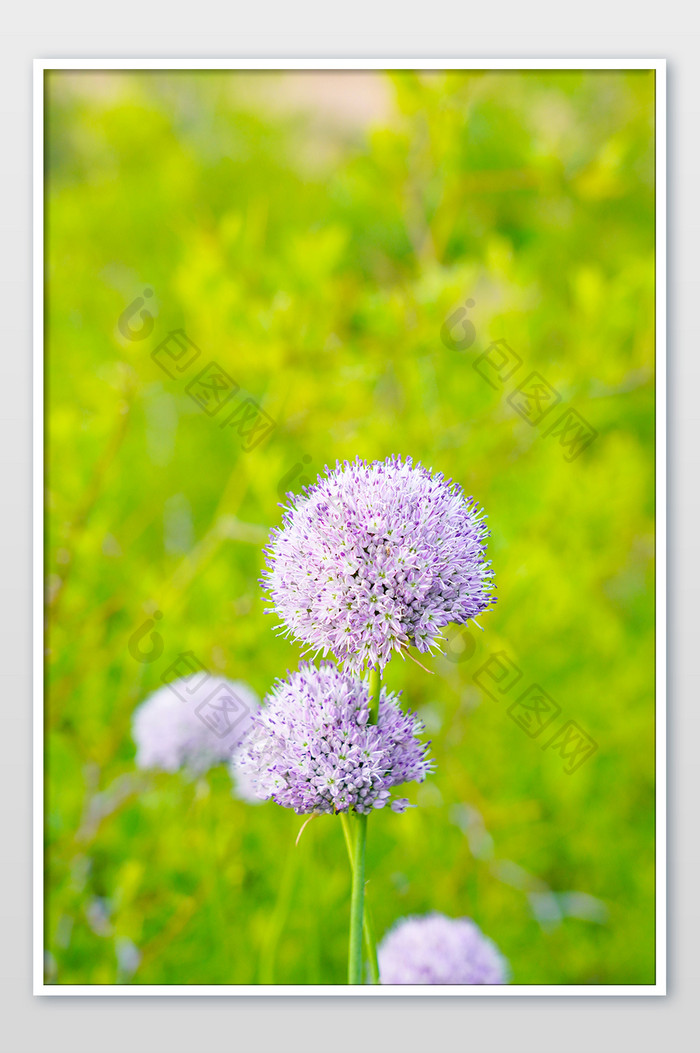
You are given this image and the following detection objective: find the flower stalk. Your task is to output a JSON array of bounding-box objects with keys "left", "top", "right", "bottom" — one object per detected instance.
[
  {"left": 346, "top": 663, "right": 382, "bottom": 984},
  {"left": 348, "top": 811, "right": 368, "bottom": 984},
  {"left": 340, "top": 812, "right": 379, "bottom": 984},
  {"left": 367, "top": 665, "right": 381, "bottom": 725}
]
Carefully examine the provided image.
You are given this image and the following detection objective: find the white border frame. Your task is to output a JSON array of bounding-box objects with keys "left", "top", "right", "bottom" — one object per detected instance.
[{"left": 33, "top": 57, "right": 666, "bottom": 997}]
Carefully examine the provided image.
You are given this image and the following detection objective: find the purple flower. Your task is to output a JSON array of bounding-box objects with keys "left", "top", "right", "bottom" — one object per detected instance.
[
  {"left": 263, "top": 456, "right": 495, "bottom": 673},
  {"left": 132, "top": 677, "right": 258, "bottom": 776},
  {"left": 232, "top": 661, "right": 434, "bottom": 814},
  {"left": 378, "top": 913, "right": 509, "bottom": 985}
]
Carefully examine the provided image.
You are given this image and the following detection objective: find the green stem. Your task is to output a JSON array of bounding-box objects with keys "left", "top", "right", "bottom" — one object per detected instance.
[
  {"left": 340, "top": 813, "right": 380, "bottom": 984},
  {"left": 345, "top": 666, "right": 381, "bottom": 984},
  {"left": 367, "top": 666, "right": 381, "bottom": 725},
  {"left": 348, "top": 812, "right": 367, "bottom": 984}
]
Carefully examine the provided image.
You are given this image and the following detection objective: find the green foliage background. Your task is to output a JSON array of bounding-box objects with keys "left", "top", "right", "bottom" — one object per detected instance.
[{"left": 45, "top": 69, "right": 656, "bottom": 985}]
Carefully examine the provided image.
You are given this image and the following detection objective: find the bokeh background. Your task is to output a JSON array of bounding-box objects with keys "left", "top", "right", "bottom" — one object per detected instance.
[{"left": 44, "top": 69, "right": 656, "bottom": 985}]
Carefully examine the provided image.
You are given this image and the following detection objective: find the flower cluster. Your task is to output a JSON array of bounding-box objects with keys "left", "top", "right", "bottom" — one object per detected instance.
[
  {"left": 378, "top": 913, "right": 509, "bottom": 985},
  {"left": 263, "top": 455, "right": 495, "bottom": 673},
  {"left": 132, "top": 677, "right": 257, "bottom": 776},
  {"left": 232, "top": 661, "right": 434, "bottom": 814}
]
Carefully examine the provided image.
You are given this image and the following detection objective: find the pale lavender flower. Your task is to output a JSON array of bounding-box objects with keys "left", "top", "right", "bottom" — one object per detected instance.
[
  {"left": 263, "top": 456, "right": 495, "bottom": 673},
  {"left": 232, "top": 661, "right": 434, "bottom": 814},
  {"left": 378, "top": 913, "right": 509, "bottom": 985},
  {"left": 132, "top": 677, "right": 258, "bottom": 776}
]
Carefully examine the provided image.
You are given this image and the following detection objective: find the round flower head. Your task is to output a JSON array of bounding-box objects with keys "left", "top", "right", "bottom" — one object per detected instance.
[
  {"left": 263, "top": 456, "right": 495, "bottom": 673},
  {"left": 232, "top": 661, "right": 434, "bottom": 814},
  {"left": 378, "top": 913, "right": 509, "bottom": 985},
  {"left": 132, "top": 676, "right": 258, "bottom": 776}
]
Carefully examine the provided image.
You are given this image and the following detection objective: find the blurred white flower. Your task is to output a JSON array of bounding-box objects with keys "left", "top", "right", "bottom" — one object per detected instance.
[{"left": 132, "top": 676, "right": 258, "bottom": 776}]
